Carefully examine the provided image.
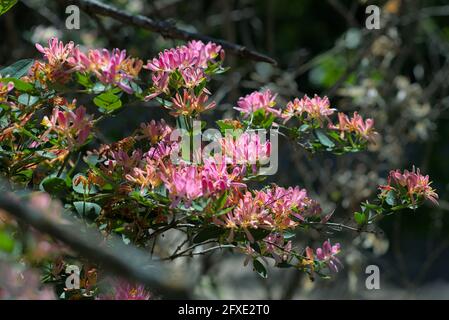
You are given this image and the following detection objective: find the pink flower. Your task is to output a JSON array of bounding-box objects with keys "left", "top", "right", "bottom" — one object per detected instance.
[
  {"left": 71, "top": 47, "right": 142, "bottom": 93},
  {"left": 380, "top": 167, "right": 439, "bottom": 205},
  {"left": 221, "top": 191, "right": 268, "bottom": 242},
  {"left": 139, "top": 119, "right": 172, "bottom": 144},
  {"left": 98, "top": 281, "right": 151, "bottom": 300},
  {"left": 282, "top": 94, "right": 335, "bottom": 124},
  {"left": 145, "top": 40, "right": 221, "bottom": 72},
  {"left": 220, "top": 132, "right": 271, "bottom": 168},
  {"left": 34, "top": 37, "right": 79, "bottom": 81},
  {"left": 314, "top": 240, "right": 342, "bottom": 273},
  {"left": 263, "top": 186, "right": 321, "bottom": 224},
  {"left": 234, "top": 90, "right": 280, "bottom": 117},
  {"left": 107, "top": 149, "right": 143, "bottom": 173},
  {"left": 144, "top": 40, "right": 222, "bottom": 100},
  {"left": 201, "top": 157, "right": 246, "bottom": 194},
  {"left": 146, "top": 140, "right": 179, "bottom": 162},
  {"left": 125, "top": 165, "right": 160, "bottom": 191},
  {"left": 169, "top": 90, "right": 216, "bottom": 116},
  {"left": 42, "top": 105, "right": 93, "bottom": 149},
  {"left": 329, "top": 111, "right": 378, "bottom": 142},
  {"left": 36, "top": 37, "right": 76, "bottom": 68},
  {"left": 217, "top": 184, "right": 320, "bottom": 241},
  {"left": 160, "top": 164, "right": 204, "bottom": 207}
]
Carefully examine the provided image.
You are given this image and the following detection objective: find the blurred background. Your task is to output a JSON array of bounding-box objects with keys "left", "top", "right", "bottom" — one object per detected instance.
[{"left": 1, "top": 0, "right": 449, "bottom": 299}]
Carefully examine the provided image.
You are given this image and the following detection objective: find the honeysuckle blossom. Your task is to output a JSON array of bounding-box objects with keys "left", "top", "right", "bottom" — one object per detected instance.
[
  {"left": 220, "top": 132, "right": 271, "bottom": 167},
  {"left": 262, "top": 185, "right": 321, "bottom": 224},
  {"left": 169, "top": 90, "right": 216, "bottom": 116},
  {"left": 106, "top": 149, "right": 143, "bottom": 174},
  {"left": 314, "top": 240, "right": 342, "bottom": 273},
  {"left": 218, "top": 185, "right": 320, "bottom": 241},
  {"left": 71, "top": 47, "right": 143, "bottom": 93},
  {"left": 36, "top": 37, "right": 76, "bottom": 67},
  {"left": 330, "top": 111, "right": 378, "bottom": 142},
  {"left": 144, "top": 40, "right": 222, "bottom": 100},
  {"left": 138, "top": 119, "right": 172, "bottom": 144},
  {"left": 379, "top": 167, "right": 439, "bottom": 205},
  {"left": 160, "top": 164, "right": 204, "bottom": 207},
  {"left": 220, "top": 191, "right": 268, "bottom": 242},
  {"left": 32, "top": 38, "right": 78, "bottom": 83},
  {"left": 41, "top": 105, "right": 93, "bottom": 149},
  {"left": 98, "top": 281, "right": 151, "bottom": 300},
  {"left": 201, "top": 157, "right": 246, "bottom": 194},
  {"left": 234, "top": 90, "right": 280, "bottom": 117},
  {"left": 146, "top": 140, "right": 179, "bottom": 162},
  {"left": 282, "top": 94, "right": 335, "bottom": 124},
  {"left": 125, "top": 165, "right": 161, "bottom": 191}
]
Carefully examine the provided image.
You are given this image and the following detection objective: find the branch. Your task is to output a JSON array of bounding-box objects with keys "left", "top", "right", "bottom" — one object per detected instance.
[
  {"left": 63, "top": 0, "right": 277, "bottom": 65},
  {"left": 0, "top": 190, "right": 189, "bottom": 298}
]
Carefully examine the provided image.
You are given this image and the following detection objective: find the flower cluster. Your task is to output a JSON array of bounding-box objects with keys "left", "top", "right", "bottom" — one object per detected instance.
[
  {"left": 219, "top": 131, "right": 271, "bottom": 168},
  {"left": 144, "top": 40, "right": 222, "bottom": 100},
  {"left": 281, "top": 94, "right": 335, "bottom": 124},
  {"left": 306, "top": 240, "right": 342, "bottom": 273},
  {"left": 330, "top": 111, "right": 377, "bottom": 142},
  {"left": 41, "top": 104, "right": 93, "bottom": 150},
  {"left": 33, "top": 37, "right": 142, "bottom": 91},
  {"left": 71, "top": 46, "right": 143, "bottom": 93},
  {"left": 379, "top": 167, "right": 439, "bottom": 205},
  {"left": 33, "top": 38, "right": 77, "bottom": 82},
  {"left": 138, "top": 119, "right": 172, "bottom": 144},
  {"left": 218, "top": 185, "right": 321, "bottom": 242},
  {"left": 98, "top": 280, "right": 151, "bottom": 300},
  {"left": 159, "top": 159, "right": 245, "bottom": 208},
  {"left": 169, "top": 90, "right": 216, "bottom": 116},
  {"left": 234, "top": 89, "right": 280, "bottom": 117}
]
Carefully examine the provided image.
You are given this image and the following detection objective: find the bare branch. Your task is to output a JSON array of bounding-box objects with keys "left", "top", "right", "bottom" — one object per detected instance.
[
  {"left": 0, "top": 191, "right": 189, "bottom": 298},
  {"left": 62, "top": 0, "right": 277, "bottom": 65}
]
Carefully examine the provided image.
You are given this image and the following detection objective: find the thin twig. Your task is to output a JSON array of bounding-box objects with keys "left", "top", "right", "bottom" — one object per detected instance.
[{"left": 62, "top": 0, "right": 277, "bottom": 65}]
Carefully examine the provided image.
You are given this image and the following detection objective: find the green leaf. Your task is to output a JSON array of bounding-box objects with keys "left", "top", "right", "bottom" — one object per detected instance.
[
  {"left": 253, "top": 259, "right": 268, "bottom": 278},
  {"left": 315, "top": 129, "right": 335, "bottom": 148},
  {"left": 93, "top": 92, "right": 122, "bottom": 113},
  {"left": 76, "top": 72, "right": 93, "bottom": 88},
  {"left": 215, "top": 206, "right": 234, "bottom": 217},
  {"left": 0, "top": 230, "right": 14, "bottom": 252},
  {"left": 283, "top": 231, "right": 296, "bottom": 239},
  {"left": 18, "top": 93, "right": 39, "bottom": 106},
  {"left": 193, "top": 225, "right": 224, "bottom": 244},
  {"left": 40, "top": 176, "right": 68, "bottom": 195},
  {"left": 215, "top": 191, "right": 228, "bottom": 210},
  {"left": 0, "top": 0, "right": 17, "bottom": 16},
  {"left": 354, "top": 212, "right": 367, "bottom": 225},
  {"left": 0, "top": 59, "right": 34, "bottom": 78},
  {"left": 0, "top": 78, "right": 33, "bottom": 92},
  {"left": 73, "top": 201, "right": 101, "bottom": 218}
]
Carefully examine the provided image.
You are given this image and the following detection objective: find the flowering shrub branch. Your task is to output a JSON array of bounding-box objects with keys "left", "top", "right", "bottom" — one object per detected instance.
[{"left": 0, "top": 37, "right": 439, "bottom": 298}]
